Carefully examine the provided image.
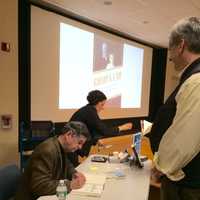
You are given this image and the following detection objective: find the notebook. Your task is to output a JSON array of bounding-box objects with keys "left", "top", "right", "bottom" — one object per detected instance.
[{"left": 71, "top": 173, "right": 106, "bottom": 197}]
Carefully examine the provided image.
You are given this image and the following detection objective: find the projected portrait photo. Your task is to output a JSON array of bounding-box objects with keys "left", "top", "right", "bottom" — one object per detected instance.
[
  {"left": 92, "top": 36, "right": 124, "bottom": 107},
  {"left": 93, "top": 35, "right": 123, "bottom": 71}
]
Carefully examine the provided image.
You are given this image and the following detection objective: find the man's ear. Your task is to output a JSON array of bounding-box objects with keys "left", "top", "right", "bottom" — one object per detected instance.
[{"left": 178, "top": 39, "right": 185, "bottom": 54}]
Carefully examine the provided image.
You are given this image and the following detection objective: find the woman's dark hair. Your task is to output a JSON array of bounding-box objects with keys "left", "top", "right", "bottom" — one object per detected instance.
[
  {"left": 60, "top": 121, "right": 91, "bottom": 140},
  {"left": 87, "top": 90, "right": 107, "bottom": 105}
]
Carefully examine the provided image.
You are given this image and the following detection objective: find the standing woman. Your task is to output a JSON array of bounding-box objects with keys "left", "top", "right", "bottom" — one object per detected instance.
[{"left": 68, "top": 90, "right": 133, "bottom": 166}]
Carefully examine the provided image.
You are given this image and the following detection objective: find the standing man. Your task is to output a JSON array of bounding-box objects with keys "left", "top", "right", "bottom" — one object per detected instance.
[
  {"left": 15, "top": 121, "right": 91, "bottom": 200},
  {"left": 149, "top": 17, "right": 200, "bottom": 200}
]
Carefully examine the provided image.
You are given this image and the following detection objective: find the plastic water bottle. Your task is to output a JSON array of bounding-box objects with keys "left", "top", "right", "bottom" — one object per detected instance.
[{"left": 56, "top": 180, "right": 67, "bottom": 200}]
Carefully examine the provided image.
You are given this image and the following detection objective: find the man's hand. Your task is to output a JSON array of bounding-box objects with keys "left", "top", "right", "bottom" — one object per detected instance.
[
  {"left": 70, "top": 172, "right": 86, "bottom": 190},
  {"left": 97, "top": 139, "right": 105, "bottom": 147},
  {"left": 118, "top": 123, "right": 133, "bottom": 131},
  {"left": 151, "top": 166, "right": 163, "bottom": 183}
]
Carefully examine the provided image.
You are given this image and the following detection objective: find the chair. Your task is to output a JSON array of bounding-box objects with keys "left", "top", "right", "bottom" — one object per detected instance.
[
  {"left": 19, "top": 121, "right": 55, "bottom": 170},
  {"left": 0, "top": 164, "right": 21, "bottom": 200},
  {"left": 30, "top": 121, "right": 54, "bottom": 140}
]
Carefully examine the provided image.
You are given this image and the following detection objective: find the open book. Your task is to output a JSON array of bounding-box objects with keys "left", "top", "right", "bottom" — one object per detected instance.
[
  {"left": 141, "top": 120, "right": 153, "bottom": 136},
  {"left": 71, "top": 173, "right": 106, "bottom": 197}
]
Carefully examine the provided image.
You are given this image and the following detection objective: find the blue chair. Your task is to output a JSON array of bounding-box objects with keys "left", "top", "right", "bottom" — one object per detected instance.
[{"left": 0, "top": 164, "right": 21, "bottom": 200}]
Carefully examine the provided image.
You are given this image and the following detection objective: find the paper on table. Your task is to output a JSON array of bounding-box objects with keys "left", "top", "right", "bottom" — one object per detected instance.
[
  {"left": 70, "top": 173, "right": 106, "bottom": 197},
  {"left": 37, "top": 195, "right": 57, "bottom": 200},
  {"left": 141, "top": 120, "right": 153, "bottom": 136}
]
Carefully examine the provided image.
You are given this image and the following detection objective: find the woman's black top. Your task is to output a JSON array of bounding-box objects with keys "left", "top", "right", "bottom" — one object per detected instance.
[{"left": 68, "top": 104, "right": 119, "bottom": 166}]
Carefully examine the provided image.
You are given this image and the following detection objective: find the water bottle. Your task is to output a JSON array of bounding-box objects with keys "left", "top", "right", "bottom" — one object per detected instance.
[{"left": 56, "top": 180, "right": 67, "bottom": 200}]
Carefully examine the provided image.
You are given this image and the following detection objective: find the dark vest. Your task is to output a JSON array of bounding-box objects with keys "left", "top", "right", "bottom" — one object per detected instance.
[{"left": 149, "top": 57, "right": 200, "bottom": 187}]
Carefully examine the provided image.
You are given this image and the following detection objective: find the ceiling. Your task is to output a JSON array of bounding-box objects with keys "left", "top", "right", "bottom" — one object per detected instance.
[{"left": 44, "top": 0, "right": 200, "bottom": 48}]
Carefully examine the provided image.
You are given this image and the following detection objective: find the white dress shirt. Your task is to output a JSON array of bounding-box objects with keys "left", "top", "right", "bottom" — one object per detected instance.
[{"left": 154, "top": 73, "right": 200, "bottom": 181}]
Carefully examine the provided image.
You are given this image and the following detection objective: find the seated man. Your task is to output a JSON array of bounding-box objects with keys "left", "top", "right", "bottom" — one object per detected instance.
[{"left": 15, "top": 121, "right": 91, "bottom": 200}]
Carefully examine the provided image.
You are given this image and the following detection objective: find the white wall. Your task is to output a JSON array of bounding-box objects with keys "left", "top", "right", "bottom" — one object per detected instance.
[{"left": 0, "top": 0, "right": 19, "bottom": 166}]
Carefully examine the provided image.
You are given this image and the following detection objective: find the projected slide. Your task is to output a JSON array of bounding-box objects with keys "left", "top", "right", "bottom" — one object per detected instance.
[{"left": 59, "top": 22, "right": 144, "bottom": 109}]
